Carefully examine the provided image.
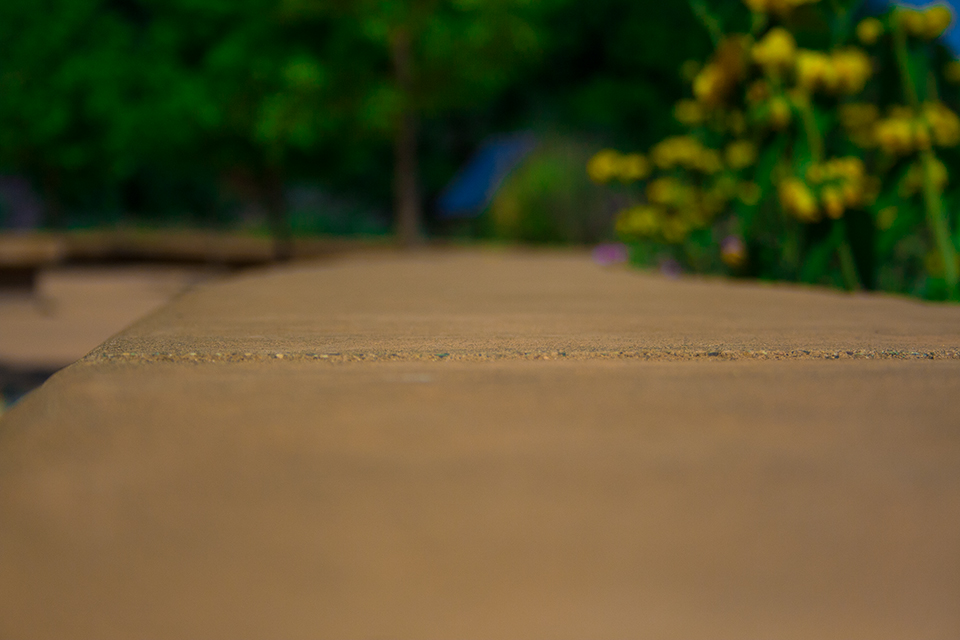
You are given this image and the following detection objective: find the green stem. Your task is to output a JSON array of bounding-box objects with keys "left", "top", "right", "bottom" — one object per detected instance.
[
  {"left": 927, "top": 70, "right": 940, "bottom": 103},
  {"left": 921, "top": 149, "right": 959, "bottom": 298},
  {"left": 893, "top": 18, "right": 958, "bottom": 299},
  {"left": 796, "top": 98, "right": 823, "bottom": 163},
  {"left": 783, "top": 217, "right": 801, "bottom": 275},
  {"left": 749, "top": 10, "right": 768, "bottom": 37},
  {"left": 835, "top": 219, "right": 862, "bottom": 291},
  {"left": 688, "top": 0, "right": 723, "bottom": 47},
  {"left": 828, "top": 0, "right": 851, "bottom": 47},
  {"left": 892, "top": 19, "right": 919, "bottom": 107},
  {"left": 795, "top": 99, "right": 858, "bottom": 286}
]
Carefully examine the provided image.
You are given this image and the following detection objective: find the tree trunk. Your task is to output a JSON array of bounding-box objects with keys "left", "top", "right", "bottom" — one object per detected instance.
[
  {"left": 40, "top": 167, "right": 64, "bottom": 229},
  {"left": 391, "top": 29, "right": 423, "bottom": 247},
  {"left": 264, "top": 170, "right": 293, "bottom": 262}
]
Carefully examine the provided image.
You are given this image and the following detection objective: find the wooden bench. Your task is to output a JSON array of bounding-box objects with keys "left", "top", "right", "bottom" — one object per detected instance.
[{"left": 0, "top": 234, "right": 65, "bottom": 293}]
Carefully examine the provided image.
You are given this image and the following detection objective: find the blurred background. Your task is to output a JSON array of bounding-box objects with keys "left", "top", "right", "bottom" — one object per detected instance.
[
  {"left": 0, "top": 0, "right": 714, "bottom": 245},
  {"left": 0, "top": 0, "right": 716, "bottom": 408},
  {"left": 3, "top": 0, "right": 960, "bottom": 407}
]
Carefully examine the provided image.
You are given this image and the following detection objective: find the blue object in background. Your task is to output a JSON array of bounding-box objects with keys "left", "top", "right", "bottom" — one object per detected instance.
[
  {"left": 862, "top": 0, "right": 960, "bottom": 55},
  {"left": 436, "top": 133, "right": 538, "bottom": 219}
]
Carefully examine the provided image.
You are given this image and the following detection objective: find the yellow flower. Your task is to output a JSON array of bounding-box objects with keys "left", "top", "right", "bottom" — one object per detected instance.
[
  {"left": 923, "top": 102, "right": 960, "bottom": 147},
  {"left": 896, "top": 8, "right": 928, "bottom": 37},
  {"left": 820, "top": 186, "right": 845, "bottom": 219},
  {"left": 647, "top": 177, "right": 685, "bottom": 206},
  {"left": 877, "top": 206, "right": 898, "bottom": 230},
  {"left": 841, "top": 103, "right": 880, "bottom": 147},
  {"left": 797, "top": 48, "right": 871, "bottom": 95},
  {"left": 945, "top": 60, "right": 960, "bottom": 83},
  {"left": 743, "top": 0, "right": 821, "bottom": 16},
  {"left": 752, "top": 27, "right": 797, "bottom": 73},
  {"left": 674, "top": 100, "right": 705, "bottom": 126},
  {"left": 693, "top": 36, "right": 749, "bottom": 107},
  {"left": 806, "top": 163, "right": 824, "bottom": 183},
  {"left": 839, "top": 103, "right": 879, "bottom": 129},
  {"left": 901, "top": 157, "right": 949, "bottom": 196},
  {"left": 924, "top": 250, "right": 960, "bottom": 276},
  {"left": 856, "top": 17, "right": 884, "bottom": 45},
  {"left": 697, "top": 149, "right": 724, "bottom": 174},
  {"left": 587, "top": 149, "right": 621, "bottom": 184},
  {"left": 922, "top": 4, "right": 953, "bottom": 39},
  {"left": 795, "top": 50, "right": 831, "bottom": 92},
  {"left": 768, "top": 96, "right": 793, "bottom": 129},
  {"left": 588, "top": 150, "right": 652, "bottom": 183},
  {"left": 829, "top": 156, "right": 865, "bottom": 181},
  {"left": 651, "top": 136, "right": 721, "bottom": 174},
  {"left": 727, "top": 110, "right": 747, "bottom": 135},
  {"left": 801, "top": 157, "right": 869, "bottom": 213},
  {"left": 693, "top": 64, "right": 725, "bottom": 106},
  {"left": 895, "top": 5, "right": 952, "bottom": 39},
  {"left": 661, "top": 215, "right": 691, "bottom": 243},
  {"left": 832, "top": 48, "right": 872, "bottom": 94},
  {"left": 874, "top": 115, "right": 916, "bottom": 155},
  {"left": 725, "top": 140, "right": 758, "bottom": 169},
  {"left": 620, "top": 154, "right": 651, "bottom": 181},
  {"left": 711, "top": 175, "right": 739, "bottom": 199},
  {"left": 779, "top": 177, "right": 820, "bottom": 222},
  {"left": 616, "top": 205, "right": 661, "bottom": 239}
]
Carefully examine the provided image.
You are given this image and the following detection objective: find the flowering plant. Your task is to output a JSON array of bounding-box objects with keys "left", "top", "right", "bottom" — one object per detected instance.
[{"left": 590, "top": 0, "right": 960, "bottom": 300}]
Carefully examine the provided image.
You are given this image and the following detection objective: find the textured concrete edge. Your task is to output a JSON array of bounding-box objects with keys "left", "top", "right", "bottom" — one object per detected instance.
[{"left": 78, "top": 346, "right": 960, "bottom": 365}]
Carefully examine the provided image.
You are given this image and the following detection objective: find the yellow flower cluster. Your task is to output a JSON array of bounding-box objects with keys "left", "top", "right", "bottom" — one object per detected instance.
[
  {"left": 616, "top": 175, "right": 744, "bottom": 244},
  {"left": 924, "top": 102, "right": 960, "bottom": 146},
  {"left": 752, "top": 28, "right": 796, "bottom": 74},
  {"left": 674, "top": 100, "right": 705, "bottom": 126},
  {"left": 778, "top": 178, "right": 820, "bottom": 221},
  {"left": 725, "top": 140, "right": 758, "bottom": 169},
  {"left": 647, "top": 177, "right": 694, "bottom": 207},
  {"left": 873, "top": 102, "right": 960, "bottom": 155},
  {"left": 779, "top": 157, "right": 871, "bottom": 221},
  {"left": 616, "top": 206, "right": 695, "bottom": 244},
  {"left": 693, "top": 37, "right": 749, "bottom": 107},
  {"left": 616, "top": 205, "right": 662, "bottom": 239},
  {"left": 856, "top": 17, "right": 884, "bottom": 45},
  {"left": 839, "top": 102, "right": 879, "bottom": 127},
  {"left": 923, "top": 249, "right": 960, "bottom": 277},
  {"left": 901, "top": 157, "right": 949, "bottom": 196},
  {"left": 587, "top": 149, "right": 651, "bottom": 184},
  {"left": 795, "top": 48, "right": 872, "bottom": 95},
  {"left": 651, "top": 136, "right": 723, "bottom": 173},
  {"left": 767, "top": 96, "right": 793, "bottom": 129},
  {"left": 743, "top": 0, "right": 820, "bottom": 15},
  {"left": 895, "top": 4, "right": 953, "bottom": 40},
  {"left": 840, "top": 102, "right": 880, "bottom": 147}
]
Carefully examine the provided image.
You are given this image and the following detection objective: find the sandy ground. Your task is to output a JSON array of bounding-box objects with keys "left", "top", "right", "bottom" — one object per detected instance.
[{"left": 1, "top": 249, "right": 959, "bottom": 639}]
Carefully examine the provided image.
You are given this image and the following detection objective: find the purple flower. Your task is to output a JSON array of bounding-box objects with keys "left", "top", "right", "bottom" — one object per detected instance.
[
  {"left": 592, "top": 242, "right": 629, "bottom": 266},
  {"left": 659, "top": 257, "right": 683, "bottom": 279}
]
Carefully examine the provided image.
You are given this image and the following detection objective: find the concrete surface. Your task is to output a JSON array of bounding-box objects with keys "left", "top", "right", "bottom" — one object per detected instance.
[
  {"left": 0, "top": 266, "right": 210, "bottom": 370},
  {"left": 1, "top": 249, "right": 958, "bottom": 639}
]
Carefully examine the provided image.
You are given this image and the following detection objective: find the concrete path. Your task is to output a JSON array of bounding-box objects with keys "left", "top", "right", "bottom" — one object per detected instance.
[{"left": 1, "top": 249, "right": 959, "bottom": 639}]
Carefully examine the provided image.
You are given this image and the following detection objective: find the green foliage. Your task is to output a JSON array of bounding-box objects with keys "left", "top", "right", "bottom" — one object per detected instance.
[
  {"left": 596, "top": 0, "right": 960, "bottom": 301},
  {"left": 488, "top": 137, "right": 611, "bottom": 244},
  {"left": 0, "top": 0, "right": 715, "bottom": 239}
]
